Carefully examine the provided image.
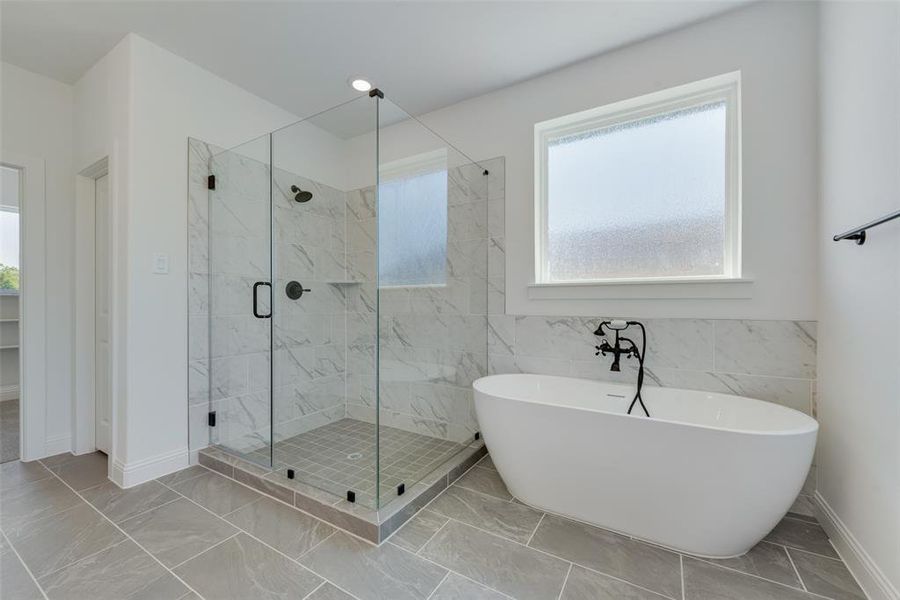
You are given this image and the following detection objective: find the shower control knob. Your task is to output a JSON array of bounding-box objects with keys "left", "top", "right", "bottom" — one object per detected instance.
[{"left": 286, "top": 281, "right": 311, "bottom": 300}]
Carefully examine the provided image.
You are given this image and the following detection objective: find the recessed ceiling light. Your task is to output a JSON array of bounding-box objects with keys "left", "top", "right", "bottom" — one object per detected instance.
[{"left": 350, "top": 78, "right": 372, "bottom": 92}]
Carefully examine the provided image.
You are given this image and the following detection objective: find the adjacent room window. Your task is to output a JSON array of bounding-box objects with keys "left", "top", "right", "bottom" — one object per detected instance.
[
  {"left": 0, "top": 166, "right": 20, "bottom": 292},
  {"left": 534, "top": 72, "right": 741, "bottom": 284},
  {"left": 378, "top": 150, "right": 448, "bottom": 287}
]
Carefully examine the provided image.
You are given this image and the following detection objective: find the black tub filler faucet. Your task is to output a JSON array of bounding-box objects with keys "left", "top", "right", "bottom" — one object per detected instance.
[{"left": 593, "top": 320, "right": 651, "bottom": 417}]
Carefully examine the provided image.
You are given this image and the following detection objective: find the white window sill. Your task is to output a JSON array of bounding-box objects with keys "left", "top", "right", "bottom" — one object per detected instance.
[{"left": 527, "top": 277, "right": 754, "bottom": 300}]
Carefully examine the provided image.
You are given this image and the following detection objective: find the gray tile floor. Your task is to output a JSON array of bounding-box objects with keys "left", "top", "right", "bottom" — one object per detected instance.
[
  {"left": 0, "top": 451, "right": 867, "bottom": 600},
  {"left": 1, "top": 398, "right": 19, "bottom": 463},
  {"left": 250, "top": 419, "right": 465, "bottom": 507}
]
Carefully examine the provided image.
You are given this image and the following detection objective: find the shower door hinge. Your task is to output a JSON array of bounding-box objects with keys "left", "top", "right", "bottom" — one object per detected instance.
[
  {"left": 207, "top": 174, "right": 216, "bottom": 190},
  {"left": 207, "top": 411, "right": 216, "bottom": 427},
  {"left": 346, "top": 490, "right": 356, "bottom": 503},
  {"left": 397, "top": 483, "right": 406, "bottom": 496},
  {"left": 368, "top": 88, "right": 384, "bottom": 99}
]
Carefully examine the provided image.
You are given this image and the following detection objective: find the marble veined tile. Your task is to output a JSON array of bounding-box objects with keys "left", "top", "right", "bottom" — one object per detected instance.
[
  {"left": 175, "top": 533, "right": 322, "bottom": 600},
  {"left": 0, "top": 476, "right": 81, "bottom": 532},
  {"left": 453, "top": 466, "right": 512, "bottom": 501},
  {"left": 38, "top": 539, "right": 188, "bottom": 600},
  {"left": 529, "top": 513, "right": 681, "bottom": 599},
  {"left": 764, "top": 517, "right": 838, "bottom": 558},
  {"left": 174, "top": 473, "right": 262, "bottom": 515},
  {"left": 81, "top": 480, "right": 179, "bottom": 524},
  {"left": 514, "top": 316, "right": 594, "bottom": 360},
  {"left": 430, "top": 572, "right": 509, "bottom": 600},
  {"left": 8, "top": 503, "right": 125, "bottom": 578},
  {"left": 428, "top": 485, "right": 542, "bottom": 544},
  {"left": 120, "top": 497, "right": 238, "bottom": 568},
  {"left": 561, "top": 565, "right": 671, "bottom": 600},
  {"left": 714, "top": 320, "right": 817, "bottom": 379},
  {"left": 702, "top": 541, "right": 801, "bottom": 588},
  {"left": 0, "top": 545, "right": 43, "bottom": 599},
  {"left": 301, "top": 532, "right": 447, "bottom": 600},
  {"left": 683, "top": 557, "right": 818, "bottom": 600},
  {"left": 421, "top": 520, "right": 569, "bottom": 600},
  {"left": 787, "top": 548, "right": 866, "bottom": 600},
  {"left": 225, "top": 496, "right": 334, "bottom": 559},
  {"left": 0, "top": 459, "right": 52, "bottom": 490},
  {"left": 635, "top": 318, "right": 715, "bottom": 371},
  {"left": 390, "top": 509, "right": 449, "bottom": 553},
  {"left": 306, "top": 583, "right": 357, "bottom": 600}
]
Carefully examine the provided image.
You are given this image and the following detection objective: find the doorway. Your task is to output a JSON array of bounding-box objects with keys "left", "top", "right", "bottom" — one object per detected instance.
[
  {"left": 93, "top": 174, "right": 111, "bottom": 453},
  {"left": 0, "top": 165, "right": 22, "bottom": 463}
]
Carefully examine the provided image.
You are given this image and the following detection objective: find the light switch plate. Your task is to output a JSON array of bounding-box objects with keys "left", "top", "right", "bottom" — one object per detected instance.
[{"left": 153, "top": 253, "right": 169, "bottom": 274}]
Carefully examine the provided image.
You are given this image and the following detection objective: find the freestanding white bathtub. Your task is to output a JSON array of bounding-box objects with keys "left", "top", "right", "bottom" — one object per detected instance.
[{"left": 473, "top": 374, "right": 818, "bottom": 558}]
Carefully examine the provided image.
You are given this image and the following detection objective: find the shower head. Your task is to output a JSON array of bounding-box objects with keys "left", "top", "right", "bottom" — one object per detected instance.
[{"left": 290, "top": 185, "right": 313, "bottom": 203}]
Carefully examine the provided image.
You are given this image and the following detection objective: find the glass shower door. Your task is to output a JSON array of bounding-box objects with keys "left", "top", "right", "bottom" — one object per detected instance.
[{"left": 207, "top": 134, "right": 273, "bottom": 466}]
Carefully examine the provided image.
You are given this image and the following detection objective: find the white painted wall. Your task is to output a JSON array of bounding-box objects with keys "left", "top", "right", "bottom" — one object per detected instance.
[
  {"left": 817, "top": 3, "right": 900, "bottom": 597},
  {"left": 72, "top": 34, "right": 338, "bottom": 484},
  {"left": 383, "top": 1, "right": 819, "bottom": 320},
  {"left": 0, "top": 61, "right": 75, "bottom": 455}
]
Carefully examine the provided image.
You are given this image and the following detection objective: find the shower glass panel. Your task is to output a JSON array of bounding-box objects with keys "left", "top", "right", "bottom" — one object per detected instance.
[
  {"left": 207, "top": 133, "right": 274, "bottom": 466},
  {"left": 205, "top": 92, "right": 487, "bottom": 511},
  {"left": 375, "top": 99, "right": 488, "bottom": 509},
  {"left": 270, "top": 96, "right": 379, "bottom": 507}
]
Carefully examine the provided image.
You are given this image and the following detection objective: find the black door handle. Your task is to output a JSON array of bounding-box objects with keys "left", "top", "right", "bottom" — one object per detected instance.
[
  {"left": 252, "top": 281, "right": 272, "bottom": 318},
  {"left": 285, "top": 281, "right": 311, "bottom": 300}
]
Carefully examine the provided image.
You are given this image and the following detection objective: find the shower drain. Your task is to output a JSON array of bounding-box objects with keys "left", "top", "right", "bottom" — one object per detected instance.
[{"left": 347, "top": 452, "right": 363, "bottom": 461}]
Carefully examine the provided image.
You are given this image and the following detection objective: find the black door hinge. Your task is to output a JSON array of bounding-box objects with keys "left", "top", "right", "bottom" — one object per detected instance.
[
  {"left": 397, "top": 483, "right": 406, "bottom": 496},
  {"left": 207, "top": 174, "right": 216, "bottom": 190},
  {"left": 208, "top": 411, "right": 216, "bottom": 427},
  {"left": 346, "top": 490, "right": 356, "bottom": 503}
]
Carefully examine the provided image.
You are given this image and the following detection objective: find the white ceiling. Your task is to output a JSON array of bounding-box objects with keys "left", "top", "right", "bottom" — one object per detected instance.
[{"left": 1, "top": 1, "right": 749, "bottom": 129}]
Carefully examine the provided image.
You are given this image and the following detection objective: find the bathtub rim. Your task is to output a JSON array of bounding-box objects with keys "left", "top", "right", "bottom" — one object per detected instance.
[{"left": 474, "top": 373, "right": 818, "bottom": 438}]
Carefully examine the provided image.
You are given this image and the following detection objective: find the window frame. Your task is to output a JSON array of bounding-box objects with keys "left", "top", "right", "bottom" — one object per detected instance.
[{"left": 533, "top": 71, "right": 742, "bottom": 286}]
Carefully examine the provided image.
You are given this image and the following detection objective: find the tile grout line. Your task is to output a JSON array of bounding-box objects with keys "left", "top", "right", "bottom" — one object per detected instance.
[
  {"left": 157, "top": 476, "right": 364, "bottom": 600},
  {"left": 391, "top": 539, "right": 518, "bottom": 600},
  {"left": 525, "top": 512, "right": 546, "bottom": 546},
  {"left": 300, "top": 580, "right": 328, "bottom": 600},
  {"left": 1, "top": 529, "right": 50, "bottom": 600},
  {"left": 686, "top": 555, "right": 838, "bottom": 600},
  {"left": 424, "top": 571, "right": 450, "bottom": 600},
  {"left": 407, "top": 515, "right": 680, "bottom": 600},
  {"left": 41, "top": 466, "right": 208, "bottom": 600},
  {"left": 556, "top": 563, "right": 573, "bottom": 600},
  {"left": 168, "top": 531, "right": 242, "bottom": 571},
  {"left": 784, "top": 546, "right": 809, "bottom": 592},
  {"left": 113, "top": 494, "right": 186, "bottom": 526}
]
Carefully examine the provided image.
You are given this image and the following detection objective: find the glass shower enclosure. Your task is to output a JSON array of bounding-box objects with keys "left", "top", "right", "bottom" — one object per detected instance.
[{"left": 195, "top": 92, "right": 488, "bottom": 511}]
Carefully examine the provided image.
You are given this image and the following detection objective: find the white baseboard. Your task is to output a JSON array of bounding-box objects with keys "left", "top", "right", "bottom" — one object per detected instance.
[
  {"left": 0, "top": 385, "right": 19, "bottom": 401},
  {"left": 44, "top": 434, "right": 71, "bottom": 457},
  {"left": 111, "top": 447, "right": 190, "bottom": 488},
  {"left": 814, "top": 492, "right": 899, "bottom": 600}
]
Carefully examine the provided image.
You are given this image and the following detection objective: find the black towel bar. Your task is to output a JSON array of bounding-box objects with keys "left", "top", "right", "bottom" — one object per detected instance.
[{"left": 833, "top": 209, "right": 900, "bottom": 245}]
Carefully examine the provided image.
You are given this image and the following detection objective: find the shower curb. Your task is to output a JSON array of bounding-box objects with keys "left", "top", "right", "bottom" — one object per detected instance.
[{"left": 198, "top": 442, "right": 487, "bottom": 544}]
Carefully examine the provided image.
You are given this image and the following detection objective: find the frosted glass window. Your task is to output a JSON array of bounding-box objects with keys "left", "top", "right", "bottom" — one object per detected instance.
[
  {"left": 535, "top": 74, "right": 740, "bottom": 284},
  {"left": 378, "top": 169, "right": 447, "bottom": 286}
]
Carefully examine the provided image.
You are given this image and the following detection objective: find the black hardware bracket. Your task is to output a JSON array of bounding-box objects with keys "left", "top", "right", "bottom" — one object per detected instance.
[
  {"left": 346, "top": 490, "right": 356, "bottom": 503},
  {"left": 368, "top": 88, "right": 384, "bottom": 99},
  {"left": 833, "top": 209, "right": 900, "bottom": 245},
  {"left": 207, "top": 411, "right": 216, "bottom": 427},
  {"left": 397, "top": 483, "right": 405, "bottom": 496},
  {"left": 207, "top": 174, "right": 216, "bottom": 190}
]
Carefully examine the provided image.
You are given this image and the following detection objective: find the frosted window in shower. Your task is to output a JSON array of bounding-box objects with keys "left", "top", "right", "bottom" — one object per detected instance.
[
  {"left": 378, "top": 165, "right": 448, "bottom": 287},
  {"left": 535, "top": 73, "right": 741, "bottom": 284}
]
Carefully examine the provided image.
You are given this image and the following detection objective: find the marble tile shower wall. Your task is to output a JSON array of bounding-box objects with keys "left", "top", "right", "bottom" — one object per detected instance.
[
  {"left": 187, "top": 139, "right": 350, "bottom": 455},
  {"left": 342, "top": 158, "right": 505, "bottom": 443}
]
